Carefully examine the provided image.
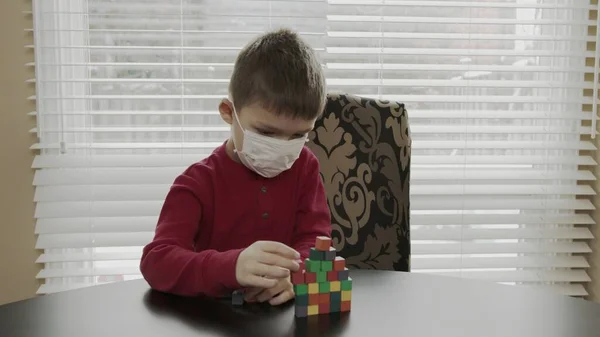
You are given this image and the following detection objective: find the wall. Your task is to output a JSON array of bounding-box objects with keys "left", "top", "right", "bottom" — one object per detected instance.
[{"left": 0, "top": 0, "right": 40, "bottom": 305}]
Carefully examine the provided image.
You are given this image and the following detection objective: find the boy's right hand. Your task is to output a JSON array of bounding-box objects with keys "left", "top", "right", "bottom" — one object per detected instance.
[{"left": 235, "top": 241, "right": 301, "bottom": 289}]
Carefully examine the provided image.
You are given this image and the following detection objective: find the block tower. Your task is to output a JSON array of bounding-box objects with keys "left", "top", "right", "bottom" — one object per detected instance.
[{"left": 292, "top": 236, "right": 352, "bottom": 317}]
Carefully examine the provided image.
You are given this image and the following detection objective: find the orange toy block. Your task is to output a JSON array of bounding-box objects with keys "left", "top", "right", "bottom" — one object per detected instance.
[
  {"left": 341, "top": 300, "right": 351, "bottom": 312},
  {"left": 315, "top": 236, "right": 331, "bottom": 251},
  {"left": 309, "top": 294, "right": 320, "bottom": 305},
  {"left": 318, "top": 293, "right": 330, "bottom": 304},
  {"left": 333, "top": 256, "right": 346, "bottom": 271}
]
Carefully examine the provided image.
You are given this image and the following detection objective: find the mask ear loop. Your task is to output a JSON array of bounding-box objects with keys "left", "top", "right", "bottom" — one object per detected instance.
[{"left": 229, "top": 100, "right": 244, "bottom": 155}]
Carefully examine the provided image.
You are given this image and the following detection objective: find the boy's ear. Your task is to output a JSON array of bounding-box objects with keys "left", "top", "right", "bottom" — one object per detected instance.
[{"left": 219, "top": 98, "right": 234, "bottom": 125}]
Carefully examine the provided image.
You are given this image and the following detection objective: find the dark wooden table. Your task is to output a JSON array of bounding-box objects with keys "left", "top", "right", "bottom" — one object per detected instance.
[{"left": 2, "top": 270, "right": 600, "bottom": 337}]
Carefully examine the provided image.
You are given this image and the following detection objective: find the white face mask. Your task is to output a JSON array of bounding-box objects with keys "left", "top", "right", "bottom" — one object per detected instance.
[{"left": 231, "top": 105, "right": 307, "bottom": 178}]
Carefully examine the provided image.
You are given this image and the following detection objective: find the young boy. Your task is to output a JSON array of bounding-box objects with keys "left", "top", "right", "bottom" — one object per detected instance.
[{"left": 139, "top": 28, "right": 332, "bottom": 306}]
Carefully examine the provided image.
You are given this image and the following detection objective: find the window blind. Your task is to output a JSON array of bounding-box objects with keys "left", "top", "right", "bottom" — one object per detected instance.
[{"left": 31, "top": 0, "right": 597, "bottom": 297}]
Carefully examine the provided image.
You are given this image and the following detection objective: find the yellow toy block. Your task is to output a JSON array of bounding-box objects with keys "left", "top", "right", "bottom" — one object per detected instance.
[
  {"left": 308, "top": 283, "right": 319, "bottom": 294},
  {"left": 307, "top": 305, "right": 319, "bottom": 316},
  {"left": 341, "top": 290, "right": 352, "bottom": 301},
  {"left": 330, "top": 281, "right": 341, "bottom": 292}
]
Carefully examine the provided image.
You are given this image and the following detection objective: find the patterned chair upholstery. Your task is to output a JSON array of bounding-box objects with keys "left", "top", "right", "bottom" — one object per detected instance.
[{"left": 306, "top": 93, "right": 411, "bottom": 272}]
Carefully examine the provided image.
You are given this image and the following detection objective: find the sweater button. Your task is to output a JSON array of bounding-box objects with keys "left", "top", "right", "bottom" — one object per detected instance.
[
  {"left": 262, "top": 212, "right": 269, "bottom": 219},
  {"left": 261, "top": 186, "right": 267, "bottom": 193}
]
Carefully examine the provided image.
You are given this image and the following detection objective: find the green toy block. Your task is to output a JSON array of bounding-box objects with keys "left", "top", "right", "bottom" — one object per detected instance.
[
  {"left": 296, "top": 294, "right": 309, "bottom": 306},
  {"left": 309, "top": 248, "right": 325, "bottom": 261},
  {"left": 316, "top": 271, "right": 327, "bottom": 283},
  {"left": 294, "top": 284, "right": 308, "bottom": 296},
  {"left": 321, "top": 261, "right": 333, "bottom": 272},
  {"left": 330, "top": 300, "right": 341, "bottom": 313},
  {"left": 330, "top": 291, "right": 341, "bottom": 303},
  {"left": 341, "top": 278, "right": 352, "bottom": 291},
  {"left": 305, "top": 259, "right": 321, "bottom": 273},
  {"left": 319, "top": 282, "right": 330, "bottom": 293}
]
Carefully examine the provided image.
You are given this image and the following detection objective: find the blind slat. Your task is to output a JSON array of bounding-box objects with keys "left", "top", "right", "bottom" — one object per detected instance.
[{"left": 32, "top": 154, "right": 597, "bottom": 168}]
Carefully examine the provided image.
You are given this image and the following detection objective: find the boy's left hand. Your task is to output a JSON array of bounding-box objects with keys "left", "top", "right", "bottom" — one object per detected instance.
[{"left": 244, "top": 275, "right": 294, "bottom": 306}]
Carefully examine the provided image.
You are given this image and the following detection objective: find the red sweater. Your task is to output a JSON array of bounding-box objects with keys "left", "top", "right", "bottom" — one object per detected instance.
[{"left": 140, "top": 142, "right": 331, "bottom": 297}]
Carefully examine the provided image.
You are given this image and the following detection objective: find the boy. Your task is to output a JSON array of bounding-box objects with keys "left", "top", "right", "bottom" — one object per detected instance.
[{"left": 139, "top": 28, "right": 332, "bottom": 306}]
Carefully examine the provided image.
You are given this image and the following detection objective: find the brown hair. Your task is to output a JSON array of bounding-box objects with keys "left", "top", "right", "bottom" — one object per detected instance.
[{"left": 229, "top": 28, "right": 326, "bottom": 120}]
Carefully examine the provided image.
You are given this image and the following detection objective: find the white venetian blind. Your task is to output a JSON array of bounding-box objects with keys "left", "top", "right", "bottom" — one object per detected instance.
[{"left": 31, "top": 0, "right": 597, "bottom": 296}]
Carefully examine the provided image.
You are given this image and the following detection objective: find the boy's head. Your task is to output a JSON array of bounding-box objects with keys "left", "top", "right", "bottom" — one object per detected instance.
[{"left": 219, "top": 28, "right": 326, "bottom": 143}]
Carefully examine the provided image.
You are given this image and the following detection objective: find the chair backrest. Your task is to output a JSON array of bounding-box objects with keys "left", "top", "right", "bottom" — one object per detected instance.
[{"left": 307, "top": 93, "right": 411, "bottom": 271}]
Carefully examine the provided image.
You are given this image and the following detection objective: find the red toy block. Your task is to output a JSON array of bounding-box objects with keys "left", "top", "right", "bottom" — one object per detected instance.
[
  {"left": 309, "top": 294, "right": 320, "bottom": 305},
  {"left": 305, "top": 272, "right": 317, "bottom": 284},
  {"left": 319, "top": 302, "right": 331, "bottom": 314},
  {"left": 315, "top": 236, "right": 331, "bottom": 251},
  {"left": 333, "top": 256, "right": 346, "bottom": 271},
  {"left": 319, "top": 293, "right": 330, "bottom": 304},
  {"left": 327, "top": 271, "right": 338, "bottom": 282},
  {"left": 341, "top": 300, "right": 351, "bottom": 312},
  {"left": 298, "top": 261, "right": 306, "bottom": 273},
  {"left": 291, "top": 270, "right": 305, "bottom": 285}
]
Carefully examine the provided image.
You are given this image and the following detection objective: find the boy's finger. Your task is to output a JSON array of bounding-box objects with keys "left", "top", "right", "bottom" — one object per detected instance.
[
  {"left": 252, "top": 263, "right": 289, "bottom": 279},
  {"left": 259, "top": 241, "right": 300, "bottom": 259},
  {"left": 259, "top": 252, "right": 300, "bottom": 272},
  {"left": 269, "top": 289, "right": 294, "bottom": 306},
  {"left": 244, "top": 288, "right": 263, "bottom": 302},
  {"left": 246, "top": 275, "right": 277, "bottom": 289}
]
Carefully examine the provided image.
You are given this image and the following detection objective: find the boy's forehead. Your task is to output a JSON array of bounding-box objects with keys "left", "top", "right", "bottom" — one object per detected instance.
[{"left": 243, "top": 104, "right": 316, "bottom": 134}]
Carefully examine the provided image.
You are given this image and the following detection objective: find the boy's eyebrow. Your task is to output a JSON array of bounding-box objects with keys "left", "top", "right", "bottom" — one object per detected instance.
[{"left": 255, "top": 122, "right": 313, "bottom": 135}]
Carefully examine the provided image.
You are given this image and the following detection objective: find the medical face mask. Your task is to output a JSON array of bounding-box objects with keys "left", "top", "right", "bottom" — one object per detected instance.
[{"left": 231, "top": 106, "right": 307, "bottom": 178}]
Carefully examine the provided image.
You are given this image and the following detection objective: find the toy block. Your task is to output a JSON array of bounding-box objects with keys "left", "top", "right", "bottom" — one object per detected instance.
[
  {"left": 292, "top": 270, "right": 305, "bottom": 285},
  {"left": 315, "top": 236, "right": 331, "bottom": 251},
  {"left": 306, "top": 259, "right": 321, "bottom": 272},
  {"left": 341, "top": 290, "right": 352, "bottom": 301},
  {"left": 295, "top": 305, "right": 308, "bottom": 318},
  {"left": 330, "top": 281, "right": 341, "bottom": 292},
  {"left": 319, "top": 293, "right": 330, "bottom": 304},
  {"left": 341, "top": 300, "right": 351, "bottom": 312},
  {"left": 333, "top": 256, "right": 346, "bottom": 271},
  {"left": 330, "top": 300, "right": 341, "bottom": 313},
  {"left": 321, "top": 261, "right": 333, "bottom": 272},
  {"left": 341, "top": 278, "right": 352, "bottom": 291},
  {"left": 232, "top": 289, "right": 244, "bottom": 306},
  {"left": 316, "top": 271, "right": 327, "bottom": 283},
  {"left": 293, "top": 238, "right": 352, "bottom": 318},
  {"left": 296, "top": 294, "right": 309, "bottom": 306},
  {"left": 305, "top": 272, "right": 317, "bottom": 284},
  {"left": 309, "top": 248, "right": 325, "bottom": 261},
  {"left": 318, "top": 303, "right": 330, "bottom": 314},
  {"left": 324, "top": 247, "right": 337, "bottom": 261},
  {"left": 307, "top": 305, "right": 319, "bottom": 316},
  {"left": 308, "top": 283, "right": 319, "bottom": 294},
  {"left": 338, "top": 268, "right": 350, "bottom": 281},
  {"left": 294, "top": 284, "right": 308, "bottom": 296},
  {"left": 330, "top": 291, "right": 341, "bottom": 303}
]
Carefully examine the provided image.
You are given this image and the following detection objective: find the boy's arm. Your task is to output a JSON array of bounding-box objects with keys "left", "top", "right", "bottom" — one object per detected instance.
[
  {"left": 140, "top": 174, "right": 243, "bottom": 297},
  {"left": 292, "top": 151, "right": 332, "bottom": 259}
]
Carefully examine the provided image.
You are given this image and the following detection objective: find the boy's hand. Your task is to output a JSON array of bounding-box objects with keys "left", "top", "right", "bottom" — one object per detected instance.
[
  {"left": 244, "top": 276, "right": 295, "bottom": 306},
  {"left": 235, "top": 241, "right": 301, "bottom": 289}
]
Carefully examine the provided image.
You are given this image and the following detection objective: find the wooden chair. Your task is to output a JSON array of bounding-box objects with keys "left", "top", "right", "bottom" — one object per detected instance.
[{"left": 307, "top": 93, "right": 411, "bottom": 271}]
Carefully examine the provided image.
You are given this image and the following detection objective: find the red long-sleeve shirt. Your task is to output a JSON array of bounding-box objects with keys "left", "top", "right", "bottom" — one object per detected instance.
[{"left": 140, "top": 142, "right": 331, "bottom": 297}]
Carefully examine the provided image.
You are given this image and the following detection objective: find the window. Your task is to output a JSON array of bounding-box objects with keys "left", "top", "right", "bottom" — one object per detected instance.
[{"left": 31, "top": 0, "right": 597, "bottom": 296}]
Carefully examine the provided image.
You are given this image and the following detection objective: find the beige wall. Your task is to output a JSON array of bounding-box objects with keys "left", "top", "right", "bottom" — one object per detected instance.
[{"left": 0, "top": 0, "right": 40, "bottom": 305}]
